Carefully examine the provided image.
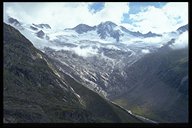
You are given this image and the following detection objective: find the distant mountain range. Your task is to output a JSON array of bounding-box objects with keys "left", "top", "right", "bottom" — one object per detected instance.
[
  {"left": 68, "top": 21, "right": 162, "bottom": 42},
  {"left": 6, "top": 17, "right": 164, "bottom": 43},
  {"left": 6, "top": 16, "right": 188, "bottom": 46}
]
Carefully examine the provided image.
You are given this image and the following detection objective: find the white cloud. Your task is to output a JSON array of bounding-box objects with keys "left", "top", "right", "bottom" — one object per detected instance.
[
  {"left": 97, "top": 3, "right": 129, "bottom": 24},
  {"left": 52, "top": 45, "right": 99, "bottom": 57},
  {"left": 4, "top": 2, "right": 187, "bottom": 34},
  {"left": 3, "top": 2, "right": 129, "bottom": 30},
  {"left": 72, "top": 46, "right": 99, "bottom": 57},
  {"left": 141, "top": 49, "right": 150, "bottom": 54},
  {"left": 170, "top": 31, "right": 188, "bottom": 49},
  {"left": 126, "top": 2, "right": 188, "bottom": 34}
]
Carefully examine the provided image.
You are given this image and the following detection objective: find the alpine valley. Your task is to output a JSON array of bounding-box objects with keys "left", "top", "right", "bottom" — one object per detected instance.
[{"left": 3, "top": 16, "right": 188, "bottom": 123}]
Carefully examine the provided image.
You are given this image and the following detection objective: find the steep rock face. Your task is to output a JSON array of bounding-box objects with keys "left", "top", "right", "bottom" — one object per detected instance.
[
  {"left": 32, "top": 23, "right": 51, "bottom": 29},
  {"left": 8, "top": 17, "right": 21, "bottom": 26},
  {"left": 4, "top": 23, "right": 81, "bottom": 123},
  {"left": 43, "top": 43, "right": 142, "bottom": 98},
  {"left": 30, "top": 26, "right": 38, "bottom": 31},
  {"left": 35, "top": 30, "right": 50, "bottom": 40},
  {"left": 112, "top": 47, "right": 188, "bottom": 123},
  {"left": 97, "top": 21, "right": 120, "bottom": 42},
  {"left": 3, "top": 23, "right": 143, "bottom": 123},
  {"left": 36, "top": 30, "right": 45, "bottom": 39}
]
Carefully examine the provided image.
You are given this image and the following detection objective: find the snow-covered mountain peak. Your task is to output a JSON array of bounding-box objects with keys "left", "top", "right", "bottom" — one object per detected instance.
[
  {"left": 98, "top": 21, "right": 117, "bottom": 29},
  {"left": 4, "top": 16, "right": 188, "bottom": 59},
  {"left": 72, "top": 24, "right": 96, "bottom": 34}
]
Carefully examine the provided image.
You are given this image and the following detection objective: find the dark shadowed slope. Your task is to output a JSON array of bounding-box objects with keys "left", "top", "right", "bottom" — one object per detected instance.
[
  {"left": 3, "top": 23, "right": 143, "bottom": 123},
  {"left": 112, "top": 46, "right": 188, "bottom": 123}
]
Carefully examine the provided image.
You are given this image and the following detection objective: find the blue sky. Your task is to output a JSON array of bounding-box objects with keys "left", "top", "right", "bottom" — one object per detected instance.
[
  {"left": 87, "top": 2, "right": 187, "bottom": 33},
  {"left": 88, "top": 2, "right": 167, "bottom": 24},
  {"left": 88, "top": 2, "right": 105, "bottom": 13},
  {"left": 4, "top": 2, "right": 188, "bottom": 34},
  {"left": 88, "top": 2, "right": 166, "bottom": 14},
  {"left": 122, "top": 2, "right": 167, "bottom": 23},
  {"left": 128, "top": 2, "right": 166, "bottom": 14}
]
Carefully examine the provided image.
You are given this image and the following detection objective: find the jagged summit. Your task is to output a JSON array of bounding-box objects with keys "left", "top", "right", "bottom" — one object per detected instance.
[
  {"left": 72, "top": 24, "right": 95, "bottom": 34},
  {"left": 98, "top": 21, "right": 117, "bottom": 27}
]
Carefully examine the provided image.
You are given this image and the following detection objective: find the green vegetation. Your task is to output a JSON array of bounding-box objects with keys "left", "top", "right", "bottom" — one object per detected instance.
[{"left": 112, "top": 47, "right": 188, "bottom": 123}]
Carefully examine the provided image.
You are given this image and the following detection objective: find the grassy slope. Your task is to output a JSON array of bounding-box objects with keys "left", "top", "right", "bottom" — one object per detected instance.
[{"left": 112, "top": 48, "right": 188, "bottom": 123}]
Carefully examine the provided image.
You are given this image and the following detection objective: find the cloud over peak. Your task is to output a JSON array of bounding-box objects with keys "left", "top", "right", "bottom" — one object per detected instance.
[
  {"left": 4, "top": 2, "right": 129, "bottom": 30},
  {"left": 4, "top": 2, "right": 188, "bottom": 34}
]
